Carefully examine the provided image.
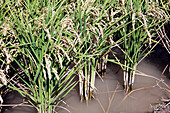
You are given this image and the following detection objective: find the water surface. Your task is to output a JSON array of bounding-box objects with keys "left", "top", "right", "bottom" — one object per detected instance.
[{"left": 58, "top": 59, "right": 169, "bottom": 113}]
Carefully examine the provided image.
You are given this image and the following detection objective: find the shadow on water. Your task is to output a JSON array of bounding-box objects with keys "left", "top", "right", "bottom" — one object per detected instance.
[
  {"left": 147, "top": 44, "right": 169, "bottom": 79},
  {"left": 1, "top": 91, "right": 37, "bottom": 113}
]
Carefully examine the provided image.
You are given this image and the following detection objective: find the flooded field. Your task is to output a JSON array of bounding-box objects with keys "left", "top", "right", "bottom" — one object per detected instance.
[
  {"left": 58, "top": 59, "right": 169, "bottom": 113},
  {"left": 2, "top": 51, "right": 169, "bottom": 113}
]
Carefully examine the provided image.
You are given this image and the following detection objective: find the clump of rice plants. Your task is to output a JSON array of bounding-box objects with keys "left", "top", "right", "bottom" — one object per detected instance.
[
  {"left": 0, "top": 0, "right": 169, "bottom": 113},
  {"left": 62, "top": 0, "right": 111, "bottom": 101},
  {"left": 0, "top": 0, "right": 80, "bottom": 112},
  {"left": 62, "top": 0, "right": 133, "bottom": 101},
  {"left": 106, "top": 0, "right": 169, "bottom": 92}
]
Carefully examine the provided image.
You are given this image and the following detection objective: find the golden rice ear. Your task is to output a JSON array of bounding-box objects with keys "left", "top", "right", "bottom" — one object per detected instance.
[
  {"left": 52, "top": 68, "right": 59, "bottom": 80},
  {"left": 0, "top": 69, "right": 7, "bottom": 86},
  {"left": 43, "top": 68, "right": 47, "bottom": 79},
  {"left": 45, "top": 55, "right": 52, "bottom": 79}
]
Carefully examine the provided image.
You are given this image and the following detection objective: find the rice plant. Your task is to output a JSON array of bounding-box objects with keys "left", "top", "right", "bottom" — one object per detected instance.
[
  {"left": 62, "top": 0, "right": 107, "bottom": 101},
  {"left": 62, "top": 0, "right": 132, "bottom": 101},
  {"left": 0, "top": 0, "right": 169, "bottom": 112},
  {"left": 0, "top": 0, "right": 81, "bottom": 112},
  {"left": 106, "top": 0, "right": 169, "bottom": 92}
]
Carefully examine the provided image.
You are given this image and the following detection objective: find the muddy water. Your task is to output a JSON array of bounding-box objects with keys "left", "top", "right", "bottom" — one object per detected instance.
[
  {"left": 1, "top": 59, "right": 169, "bottom": 113},
  {"left": 58, "top": 59, "right": 169, "bottom": 113},
  {"left": 1, "top": 91, "right": 37, "bottom": 113}
]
